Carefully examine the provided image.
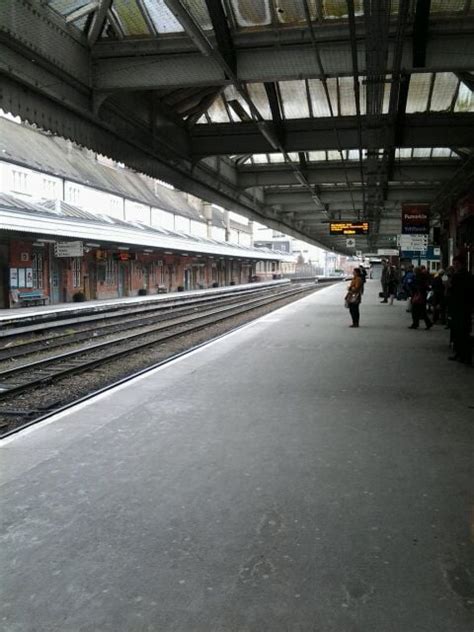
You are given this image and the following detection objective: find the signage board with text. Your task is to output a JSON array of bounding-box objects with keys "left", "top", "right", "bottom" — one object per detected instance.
[
  {"left": 401, "top": 204, "right": 429, "bottom": 234},
  {"left": 398, "top": 234, "right": 428, "bottom": 251},
  {"left": 329, "top": 221, "right": 369, "bottom": 235},
  {"left": 54, "top": 241, "right": 84, "bottom": 257}
]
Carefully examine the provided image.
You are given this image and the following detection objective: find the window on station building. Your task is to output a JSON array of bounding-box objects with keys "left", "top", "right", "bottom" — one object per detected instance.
[
  {"left": 105, "top": 258, "right": 116, "bottom": 285},
  {"left": 67, "top": 185, "right": 81, "bottom": 206},
  {"left": 11, "top": 169, "right": 29, "bottom": 194},
  {"left": 72, "top": 257, "right": 82, "bottom": 288},
  {"left": 42, "top": 178, "right": 58, "bottom": 199},
  {"left": 32, "top": 252, "right": 43, "bottom": 289},
  {"left": 109, "top": 196, "right": 122, "bottom": 217}
]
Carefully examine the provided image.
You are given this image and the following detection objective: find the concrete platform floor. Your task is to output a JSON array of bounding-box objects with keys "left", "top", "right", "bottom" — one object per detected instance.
[{"left": 1, "top": 281, "right": 473, "bottom": 632}]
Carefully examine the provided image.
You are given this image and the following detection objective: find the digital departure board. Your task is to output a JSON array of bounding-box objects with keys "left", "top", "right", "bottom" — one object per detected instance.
[{"left": 329, "top": 222, "right": 369, "bottom": 235}]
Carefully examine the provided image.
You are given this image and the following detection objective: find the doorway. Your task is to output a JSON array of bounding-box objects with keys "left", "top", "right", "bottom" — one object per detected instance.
[
  {"left": 50, "top": 257, "right": 63, "bottom": 304},
  {"left": 118, "top": 264, "right": 128, "bottom": 297}
]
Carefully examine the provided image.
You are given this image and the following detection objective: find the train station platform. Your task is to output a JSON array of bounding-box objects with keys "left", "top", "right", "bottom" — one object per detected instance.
[{"left": 1, "top": 281, "right": 473, "bottom": 631}]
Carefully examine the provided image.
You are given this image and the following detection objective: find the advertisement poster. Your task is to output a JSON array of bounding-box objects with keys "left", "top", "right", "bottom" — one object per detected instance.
[
  {"left": 401, "top": 204, "right": 430, "bottom": 234},
  {"left": 10, "top": 268, "right": 18, "bottom": 288},
  {"left": 26, "top": 268, "right": 33, "bottom": 288},
  {"left": 18, "top": 268, "right": 26, "bottom": 288}
]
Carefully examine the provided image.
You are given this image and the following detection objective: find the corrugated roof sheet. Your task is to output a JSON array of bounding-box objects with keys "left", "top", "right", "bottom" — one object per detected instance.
[
  {"left": 0, "top": 193, "right": 290, "bottom": 261},
  {"left": 0, "top": 117, "right": 249, "bottom": 231}
]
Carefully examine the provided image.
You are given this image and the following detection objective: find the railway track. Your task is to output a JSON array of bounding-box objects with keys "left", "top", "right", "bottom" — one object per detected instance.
[
  {"left": 0, "top": 282, "right": 328, "bottom": 436},
  {"left": 0, "top": 283, "right": 287, "bottom": 362}
]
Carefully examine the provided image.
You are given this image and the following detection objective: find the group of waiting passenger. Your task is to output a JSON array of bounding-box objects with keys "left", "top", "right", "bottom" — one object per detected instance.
[{"left": 345, "top": 257, "right": 473, "bottom": 365}]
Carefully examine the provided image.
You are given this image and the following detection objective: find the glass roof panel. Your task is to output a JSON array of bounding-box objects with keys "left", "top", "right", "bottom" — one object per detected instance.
[
  {"left": 431, "top": 147, "right": 454, "bottom": 157},
  {"left": 339, "top": 77, "right": 358, "bottom": 116},
  {"left": 412, "top": 148, "right": 432, "bottom": 158},
  {"left": 268, "top": 153, "right": 287, "bottom": 162},
  {"left": 430, "top": 72, "right": 458, "bottom": 111},
  {"left": 406, "top": 73, "right": 431, "bottom": 113},
  {"left": 253, "top": 154, "right": 270, "bottom": 163},
  {"left": 308, "top": 151, "right": 327, "bottom": 161},
  {"left": 142, "top": 0, "right": 184, "bottom": 33},
  {"left": 230, "top": 0, "right": 272, "bottom": 28},
  {"left": 181, "top": 0, "right": 213, "bottom": 30},
  {"left": 206, "top": 96, "right": 231, "bottom": 122},
  {"left": 322, "top": 0, "right": 363, "bottom": 19},
  {"left": 347, "top": 150, "right": 361, "bottom": 160},
  {"left": 48, "top": 0, "right": 90, "bottom": 16},
  {"left": 454, "top": 81, "right": 474, "bottom": 112},
  {"left": 113, "top": 0, "right": 150, "bottom": 36},
  {"left": 396, "top": 148, "right": 413, "bottom": 159},
  {"left": 327, "top": 150, "right": 341, "bottom": 160},
  {"left": 275, "top": 0, "right": 317, "bottom": 24},
  {"left": 430, "top": 0, "right": 466, "bottom": 12},
  {"left": 247, "top": 84, "right": 272, "bottom": 120},
  {"left": 308, "top": 78, "right": 336, "bottom": 117},
  {"left": 279, "top": 81, "right": 310, "bottom": 118}
]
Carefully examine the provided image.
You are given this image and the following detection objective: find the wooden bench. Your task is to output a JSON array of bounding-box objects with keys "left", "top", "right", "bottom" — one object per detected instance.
[{"left": 18, "top": 291, "right": 49, "bottom": 306}]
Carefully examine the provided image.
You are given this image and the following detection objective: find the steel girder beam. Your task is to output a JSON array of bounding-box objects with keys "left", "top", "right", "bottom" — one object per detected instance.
[
  {"left": 237, "top": 161, "right": 458, "bottom": 188},
  {"left": 0, "top": 69, "right": 312, "bottom": 242},
  {"left": 265, "top": 187, "right": 438, "bottom": 206},
  {"left": 0, "top": 0, "right": 90, "bottom": 84},
  {"left": 191, "top": 113, "right": 474, "bottom": 156},
  {"left": 413, "top": 0, "right": 432, "bottom": 68},
  {"left": 92, "top": 25, "right": 474, "bottom": 90}
]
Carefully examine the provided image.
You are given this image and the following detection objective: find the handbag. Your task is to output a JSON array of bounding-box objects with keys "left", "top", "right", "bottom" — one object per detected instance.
[
  {"left": 345, "top": 291, "right": 360, "bottom": 306},
  {"left": 411, "top": 291, "right": 424, "bottom": 305}
]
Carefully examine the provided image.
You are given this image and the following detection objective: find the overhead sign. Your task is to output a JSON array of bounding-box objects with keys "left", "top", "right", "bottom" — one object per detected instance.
[
  {"left": 401, "top": 204, "right": 430, "bottom": 234},
  {"left": 346, "top": 238, "right": 356, "bottom": 248},
  {"left": 398, "top": 234, "right": 428, "bottom": 251},
  {"left": 401, "top": 246, "right": 440, "bottom": 260},
  {"left": 330, "top": 221, "right": 369, "bottom": 235},
  {"left": 54, "top": 241, "right": 84, "bottom": 257},
  {"left": 377, "top": 249, "right": 399, "bottom": 256}
]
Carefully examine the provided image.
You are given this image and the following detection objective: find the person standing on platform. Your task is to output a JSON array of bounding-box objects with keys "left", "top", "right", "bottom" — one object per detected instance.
[
  {"left": 409, "top": 267, "right": 433, "bottom": 330},
  {"left": 381, "top": 260, "right": 390, "bottom": 303},
  {"left": 387, "top": 265, "right": 399, "bottom": 305},
  {"left": 359, "top": 265, "right": 367, "bottom": 294},
  {"left": 448, "top": 256, "right": 473, "bottom": 365},
  {"left": 346, "top": 268, "right": 363, "bottom": 328}
]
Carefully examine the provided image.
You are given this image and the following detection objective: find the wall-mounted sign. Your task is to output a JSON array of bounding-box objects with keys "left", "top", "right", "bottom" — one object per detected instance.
[
  {"left": 346, "top": 238, "right": 356, "bottom": 248},
  {"left": 398, "top": 234, "right": 428, "bottom": 251},
  {"left": 20, "top": 252, "right": 29, "bottom": 262},
  {"left": 377, "top": 249, "right": 399, "bottom": 256},
  {"left": 25, "top": 268, "right": 33, "bottom": 288},
  {"left": 330, "top": 222, "right": 369, "bottom": 235},
  {"left": 18, "top": 268, "right": 26, "bottom": 287},
  {"left": 54, "top": 241, "right": 84, "bottom": 257},
  {"left": 401, "top": 204, "right": 429, "bottom": 234},
  {"left": 9, "top": 268, "right": 18, "bottom": 288}
]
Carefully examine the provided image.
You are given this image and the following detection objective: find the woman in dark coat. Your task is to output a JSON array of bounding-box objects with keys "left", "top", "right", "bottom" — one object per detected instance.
[{"left": 409, "top": 268, "right": 433, "bottom": 330}]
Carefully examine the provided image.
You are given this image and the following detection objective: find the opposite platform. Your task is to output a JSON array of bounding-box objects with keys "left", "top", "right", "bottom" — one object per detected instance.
[{"left": 1, "top": 281, "right": 473, "bottom": 632}]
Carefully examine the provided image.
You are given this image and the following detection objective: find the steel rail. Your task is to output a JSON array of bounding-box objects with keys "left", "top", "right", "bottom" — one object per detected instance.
[
  {"left": 0, "top": 284, "right": 313, "bottom": 398},
  {"left": 0, "top": 283, "right": 289, "bottom": 339},
  {"left": 0, "top": 285, "right": 321, "bottom": 440},
  {"left": 0, "top": 285, "right": 285, "bottom": 360}
]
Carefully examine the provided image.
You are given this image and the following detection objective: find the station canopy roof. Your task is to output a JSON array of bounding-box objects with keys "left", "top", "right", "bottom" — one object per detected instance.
[
  {"left": 0, "top": 193, "right": 290, "bottom": 261},
  {"left": 1, "top": 0, "right": 473, "bottom": 253}
]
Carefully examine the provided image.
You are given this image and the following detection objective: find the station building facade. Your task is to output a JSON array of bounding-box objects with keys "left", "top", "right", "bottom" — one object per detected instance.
[
  {"left": 0, "top": 194, "right": 289, "bottom": 308},
  {"left": 0, "top": 116, "right": 294, "bottom": 308}
]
